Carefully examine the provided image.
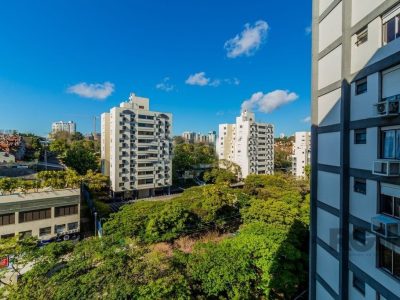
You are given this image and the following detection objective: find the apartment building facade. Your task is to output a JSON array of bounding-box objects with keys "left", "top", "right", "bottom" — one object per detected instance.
[
  {"left": 101, "top": 93, "right": 172, "bottom": 199},
  {"left": 181, "top": 131, "right": 217, "bottom": 145},
  {"left": 0, "top": 189, "right": 80, "bottom": 241},
  {"left": 292, "top": 131, "right": 311, "bottom": 178},
  {"left": 51, "top": 121, "right": 76, "bottom": 135},
  {"left": 217, "top": 110, "right": 274, "bottom": 178},
  {"left": 311, "top": 0, "right": 400, "bottom": 299}
]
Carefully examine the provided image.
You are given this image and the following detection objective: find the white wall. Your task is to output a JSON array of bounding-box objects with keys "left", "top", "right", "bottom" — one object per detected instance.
[
  {"left": 349, "top": 178, "right": 377, "bottom": 223},
  {"left": 351, "top": 18, "right": 382, "bottom": 74},
  {"left": 349, "top": 232, "right": 400, "bottom": 297},
  {"left": 319, "top": 0, "right": 335, "bottom": 15},
  {"left": 318, "top": 132, "right": 341, "bottom": 166},
  {"left": 316, "top": 281, "right": 335, "bottom": 300},
  {"left": 319, "top": 45, "right": 343, "bottom": 89},
  {"left": 350, "top": 73, "right": 379, "bottom": 121},
  {"left": 318, "top": 88, "right": 341, "bottom": 126},
  {"left": 351, "top": 0, "right": 385, "bottom": 26},
  {"left": 349, "top": 128, "right": 377, "bottom": 170},
  {"left": 317, "top": 244, "right": 340, "bottom": 294},
  {"left": 317, "top": 208, "right": 340, "bottom": 251},
  {"left": 318, "top": 171, "right": 340, "bottom": 209},
  {"left": 367, "top": 35, "right": 400, "bottom": 67},
  {"left": 382, "top": 64, "right": 400, "bottom": 98},
  {"left": 349, "top": 271, "right": 378, "bottom": 300},
  {"left": 319, "top": 2, "right": 342, "bottom": 52}
]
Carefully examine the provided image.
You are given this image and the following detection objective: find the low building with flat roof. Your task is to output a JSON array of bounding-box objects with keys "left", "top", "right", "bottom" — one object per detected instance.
[{"left": 0, "top": 188, "right": 81, "bottom": 241}]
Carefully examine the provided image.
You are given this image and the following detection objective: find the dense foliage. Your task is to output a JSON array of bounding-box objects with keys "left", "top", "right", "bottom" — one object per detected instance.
[
  {"left": 50, "top": 132, "right": 100, "bottom": 175},
  {"left": 0, "top": 170, "right": 109, "bottom": 195},
  {"left": 1, "top": 174, "right": 309, "bottom": 299}
]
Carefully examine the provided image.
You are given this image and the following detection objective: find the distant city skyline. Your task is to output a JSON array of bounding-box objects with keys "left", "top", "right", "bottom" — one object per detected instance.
[{"left": 0, "top": 0, "right": 312, "bottom": 137}]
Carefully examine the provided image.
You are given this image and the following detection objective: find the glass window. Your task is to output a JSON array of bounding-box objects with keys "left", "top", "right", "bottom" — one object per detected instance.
[
  {"left": 55, "top": 205, "right": 78, "bottom": 217},
  {"left": 19, "top": 230, "right": 32, "bottom": 239},
  {"left": 0, "top": 213, "right": 15, "bottom": 226},
  {"left": 379, "top": 238, "right": 400, "bottom": 279},
  {"left": 381, "top": 194, "right": 394, "bottom": 216},
  {"left": 382, "top": 130, "right": 396, "bottom": 159},
  {"left": 68, "top": 222, "right": 78, "bottom": 231},
  {"left": 39, "top": 227, "right": 51, "bottom": 236},
  {"left": 353, "top": 227, "right": 366, "bottom": 244},
  {"left": 352, "top": 274, "right": 365, "bottom": 295},
  {"left": 355, "top": 78, "right": 367, "bottom": 95},
  {"left": 354, "top": 178, "right": 366, "bottom": 194},
  {"left": 355, "top": 129, "right": 367, "bottom": 144},
  {"left": 54, "top": 224, "right": 66, "bottom": 234}
]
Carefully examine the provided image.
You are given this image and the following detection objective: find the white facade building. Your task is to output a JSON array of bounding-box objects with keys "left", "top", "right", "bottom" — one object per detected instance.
[
  {"left": 181, "top": 131, "right": 217, "bottom": 145},
  {"left": 217, "top": 110, "right": 274, "bottom": 178},
  {"left": 51, "top": 121, "right": 76, "bottom": 135},
  {"left": 0, "top": 189, "right": 80, "bottom": 241},
  {"left": 311, "top": 1, "right": 400, "bottom": 299},
  {"left": 291, "top": 132, "right": 311, "bottom": 178},
  {"left": 101, "top": 93, "right": 172, "bottom": 199}
]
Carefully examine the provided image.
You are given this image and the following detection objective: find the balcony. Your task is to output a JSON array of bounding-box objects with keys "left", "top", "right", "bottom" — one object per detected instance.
[
  {"left": 375, "top": 96, "right": 400, "bottom": 117},
  {"left": 372, "top": 160, "right": 400, "bottom": 176},
  {"left": 371, "top": 215, "right": 400, "bottom": 239}
]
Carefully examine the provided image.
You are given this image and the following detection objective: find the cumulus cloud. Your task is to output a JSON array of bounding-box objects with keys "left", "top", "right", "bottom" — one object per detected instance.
[
  {"left": 185, "top": 72, "right": 210, "bottom": 86},
  {"left": 156, "top": 77, "right": 175, "bottom": 92},
  {"left": 302, "top": 116, "right": 311, "bottom": 123},
  {"left": 241, "top": 90, "right": 299, "bottom": 113},
  {"left": 225, "top": 20, "right": 269, "bottom": 58},
  {"left": 67, "top": 81, "right": 114, "bottom": 100},
  {"left": 185, "top": 72, "right": 240, "bottom": 87}
]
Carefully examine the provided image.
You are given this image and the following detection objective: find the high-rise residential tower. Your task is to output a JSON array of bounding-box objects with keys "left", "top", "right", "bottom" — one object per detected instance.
[
  {"left": 311, "top": 1, "right": 400, "bottom": 299},
  {"left": 217, "top": 110, "right": 274, "bottom": 178},
  {"left": 292, "top": 132, "right": 311, "bottom": 178},
  {"left": 51, "top": 121, "right": 76, "bottom": 135},
  {"left": 101, "top": 93, "right": 172, "bottom": 199}
]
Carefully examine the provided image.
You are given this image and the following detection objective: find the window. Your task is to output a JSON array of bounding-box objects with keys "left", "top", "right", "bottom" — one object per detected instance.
[
  {"left": 354, "top": 178, "right": 367, "bottom": 194},
  {"left": 138, "top": 178, "right": 153, "bottom": 185},
  {"left": 381, "top": 129, "right": 400, "bottom": 159},
  {"left": 353, "top": 227, "right": 366, "bottom": 244},
  {"left": 54, "top": 224, "right": 66, "bottom": 234},
  {"left": 55, "top": 205, "right": 78, "bottom": 217},
  {"left": 68, "top": 222, "right": 78, "bottom": 231},
  {"left": 39, "top": 227, "right": 51, "bottom": 236},
  {"left": 355, "top": 78, "right": 368, "bottom": 95},
  {"left": 355, "top": 27, "right": 368, "bottom": 46},
  {"left": 383, "top": 12, "right": 400, "bottom": 44},
  {"left": 139, "top": 105, "right": 144, "bottom": 109},
  {"left": 352, "top": 274, "right": 365, "bottom": 295},
  {"left": 19, "top": 208, "right": 51, "bottom": 223},
  {"left": 380, "top": 194, "right": 400, "bottom": 219},
  {"left": 19, "top": 230, "right": 32, "bottom": 239},
  {"left": 378, "top": 238, "right": 400, "bottom": 279},
  {"left": 355, "top": 129, "right": 367, "bottom": 144},
  {"left": 0, "top": 213, "right": 15, "bottom": 226},
  {"left": 1, "top": 233, "right": 14, "bottom": 239}
]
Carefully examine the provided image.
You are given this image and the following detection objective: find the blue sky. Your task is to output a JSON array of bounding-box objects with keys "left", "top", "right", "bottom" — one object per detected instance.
[{"left": 0, "top": 0, "right": 312, "bottom": 137}]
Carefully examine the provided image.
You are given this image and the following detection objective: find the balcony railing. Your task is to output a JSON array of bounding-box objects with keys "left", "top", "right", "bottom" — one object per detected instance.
[
  {"left": 371, "top": 215, "right": 400, "bottom": 238},
  {"left": 372, "top": 160, "right": 400, "bottom": 176},
  {"left": 375, "top": 95, "right": 400, "bottom": 117}
]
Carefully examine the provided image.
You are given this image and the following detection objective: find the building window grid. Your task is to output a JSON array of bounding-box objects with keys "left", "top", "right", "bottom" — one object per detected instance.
[
  {"left": 55, "top": 205, "right": 78, "bottom": 217},
  {"left": 19, "top": 208, "right": 51, "bottom": 223},
  {"left": 383, "top": 13, "right": 400, "bottom": 45}
]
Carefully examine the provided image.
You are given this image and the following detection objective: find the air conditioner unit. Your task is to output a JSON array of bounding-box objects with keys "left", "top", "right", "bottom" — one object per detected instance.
[
  {"left": 375, "top": 98, "right": 400, "bottom": 116},
  {"left": 371, "top": 215, "right": 400, "bottom": 238},
  {"left": 372, "top": 160, "right": 400, "bottom": 176}
]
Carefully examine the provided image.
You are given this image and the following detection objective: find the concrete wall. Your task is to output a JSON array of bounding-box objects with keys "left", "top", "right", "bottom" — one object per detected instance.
[
  {"left": 319, "top": 2, "right": 342, "bottom": 52},
  {"left": 350, "top": 73, "right": 379, "bottom": 121},
  {"left": 349, "top": 128, "right": 377, "bottom": 170},
  {"left": 317, "top": 208, "right": 340, "bottom": 251},
  {"left": 318, "top": 88, "right": 341, "bottom": 126},
  {"left": 349, "top": 178, "right": 377, "bottom": 223},
  {"left": 318, "top": 171, "right": 340, "bottom": 209},
  {"left": 318, "top": 132, "right": 341, "bottom": 166},
  {"left": 318, "top": 45, "right": 343, "bottom": 89},
  {"left": 317, "top": 244, "right": 340, "bottom": 293}
]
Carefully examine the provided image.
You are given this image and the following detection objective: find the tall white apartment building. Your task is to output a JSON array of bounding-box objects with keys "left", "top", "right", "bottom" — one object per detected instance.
[
  {"left": 51, "top": 121, "right": 76, "bottom": 135},
  {"left": 101, "top": 93, "right": 172, "bottom": 199},
  {"left": 311, "top": 1, "right": 400, "bottom": 299},
  {"left": 181, "top": 131, "right": 217, "bottom": 145},
  {"left": 217, "top": 110, "right": 274, "bottom": 178},
  {"left": 292, "top": 131, "right": 311, "bottom": 178}
]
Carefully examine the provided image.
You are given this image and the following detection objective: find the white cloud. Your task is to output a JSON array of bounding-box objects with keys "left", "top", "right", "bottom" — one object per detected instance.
[
  {"left": 225, "top": 20, "right": 269, "bottom": 58},
  {"left": 185, "top": 72, "right": 210, "bottom": 86},
  {"left": 185, "top": 72, "right": 240, "bottom": 87},
  {"left": 241, "top": 90, "right": 299, "bottom": 113},
  {"left": 305, "top": 25, "right": 312, "bottom": 35},
  {"left": 67, "top": 81, "right": 114, "bottom": 100},
  {"left": 302, "top": 116, "right": 311, "bottom": 123},
  {"left": 156, "top": 77, "right": 175, "bottom": 92}
]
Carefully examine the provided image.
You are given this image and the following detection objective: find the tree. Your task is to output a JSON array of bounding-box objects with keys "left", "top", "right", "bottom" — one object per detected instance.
[
  {"left": 0, "top": 178, "right": 19, "bottom": 194},
  {"left": 64, "top": 142, "right": 98, "bottom": 175},
  {"left": 204, "top": 168, "right": 236, "bottom": 184},
  {"left": 84, "top": 170, "right": 109, "bottom": 192}
]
